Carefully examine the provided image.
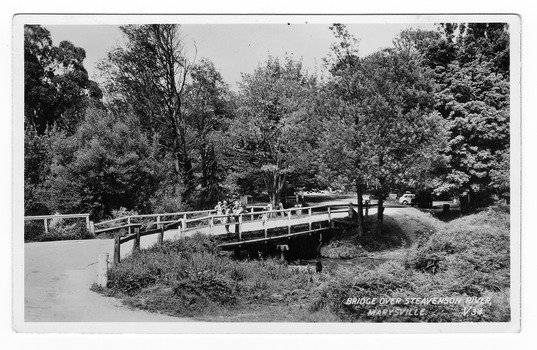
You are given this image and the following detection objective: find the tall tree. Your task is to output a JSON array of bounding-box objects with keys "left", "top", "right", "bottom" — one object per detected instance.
[
  {"left": 228, "top": 56, "right": 317, "bottom": 206},
  {"left": 24, "top": 25, "right": 103, "bottom": 215},
  {"left": 185, "top": 59, "right": 234, "bottom": 207},
  {"left": 321, "top": 24, "right": 367, "bottom": 234},
  {"left": 397, "top": 24, "right": 510, "bottom": 206},
  {"left": 323, "top": 24, "right": 448, "bottom": 234},
  {"left": 98, "top": 24, "right": 197, "bottom": 203},
  {"left": 24, "top": 25, "right": 100, "bottom": 134}
]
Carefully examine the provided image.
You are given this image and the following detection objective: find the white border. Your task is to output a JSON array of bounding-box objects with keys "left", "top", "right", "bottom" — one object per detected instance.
[{"left": 12, "top": 13, "right": 521, "bottom": 335}]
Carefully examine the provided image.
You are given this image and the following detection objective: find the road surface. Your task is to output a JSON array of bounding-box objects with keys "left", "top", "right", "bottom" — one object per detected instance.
[{"left": 23, "top": 206, "right": 375, "bottom": 322}]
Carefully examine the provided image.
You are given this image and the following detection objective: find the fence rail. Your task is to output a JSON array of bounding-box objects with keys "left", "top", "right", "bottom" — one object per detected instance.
[{"left": 24, "top": 213, "right": 92, "bottom": 235}]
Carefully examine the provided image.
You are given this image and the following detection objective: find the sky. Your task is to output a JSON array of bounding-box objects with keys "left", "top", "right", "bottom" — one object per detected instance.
[{"left": 45, "top": 22, "right": 436, "bottom": 90}]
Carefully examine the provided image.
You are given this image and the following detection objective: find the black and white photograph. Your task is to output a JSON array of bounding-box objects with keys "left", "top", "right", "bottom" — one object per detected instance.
[{"left": 12, "top": 13, "right": 521, "bottom": 334}]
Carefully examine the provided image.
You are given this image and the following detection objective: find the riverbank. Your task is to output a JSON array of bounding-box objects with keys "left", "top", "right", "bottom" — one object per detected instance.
[{"left": 96, "top": 204, "right": 510, "bottom": 322}]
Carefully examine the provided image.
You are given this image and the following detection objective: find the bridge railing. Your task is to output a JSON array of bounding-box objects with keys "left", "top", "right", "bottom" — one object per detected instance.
[
  {"left": 169, "top": 203, "right": 364, "bottom": 238},
  {"left": 111, "top": 202, "right": 374, "bottom": 263},
  {"left": 94, "top": 209, "right": 217, "bottom": 235}
]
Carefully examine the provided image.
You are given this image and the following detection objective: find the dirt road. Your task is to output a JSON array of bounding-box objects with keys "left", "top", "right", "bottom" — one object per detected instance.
[{"left": 24, "top": 238, "right": 189, "bottom": 322}]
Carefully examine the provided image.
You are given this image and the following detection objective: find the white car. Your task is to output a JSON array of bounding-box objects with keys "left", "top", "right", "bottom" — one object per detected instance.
[{"left": 399, "top": 193, "right": 415, "bottom": 205}]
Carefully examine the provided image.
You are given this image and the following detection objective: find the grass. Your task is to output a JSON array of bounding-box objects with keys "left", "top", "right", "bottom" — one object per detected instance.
[{"left": 96, "top": 204, "right": 511, "bottom": 322}]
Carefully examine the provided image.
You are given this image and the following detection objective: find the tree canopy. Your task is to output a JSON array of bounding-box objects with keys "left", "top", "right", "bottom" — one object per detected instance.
[
  {"left": 227, "top": 56, "right": 318, "bottom": 206},
  {"left": 23, "top": 22, "right": 511, "bottom": 222}
]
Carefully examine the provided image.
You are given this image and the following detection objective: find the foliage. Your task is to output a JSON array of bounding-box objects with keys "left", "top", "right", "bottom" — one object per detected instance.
[
  {"left": 24, "top": 25, "right": 102, "bottom": 135},
  {"left": 24, "top": 127, "right": 54, "bottom": 215},
  {"left": 312, "top": 205, "right": 510, "bottom": 322},
  {"left": 24, "top": 219, "right": 93, "bottom": 242},
  {"left": 111, "top": 207, "right": 139, "bottom": 219},
  {"left": 104, "top": 234, "right": 328, "bottom": 317},
  {"left": 185, "top": 59, "right": 234, "bottom": 208},
  {"left": 406, "top": 205, "right": 510, "bottom": 292},
  {"left": 42, "top": 108, "right": 161, "bottom": 220},
  {"left": 399, "top": 24, "right": 510, "bottom": 204},
  {"left": 101, "top": 204, "right": 510, "bottom": 322},
  {"left": 322, "top": 24, "right": 450, "bottom": 233},
  {"left": 98, "top": 24, "right": 198, "bottom": 203},
  {"left": 24, "top": 25, "right": 103, "bottom": 216},
  {"left": 227, "top": 56, "right": 319, "bottom": 206}
]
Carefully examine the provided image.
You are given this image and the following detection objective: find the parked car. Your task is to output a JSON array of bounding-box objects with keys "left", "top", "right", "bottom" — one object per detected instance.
[{"left": 399, "top": 193, "right": 416, "bottom": 205}]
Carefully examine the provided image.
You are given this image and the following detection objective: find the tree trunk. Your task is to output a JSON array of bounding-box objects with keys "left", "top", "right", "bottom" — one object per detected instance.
[
  {"left": 376, "top": 189, "right": 384, "bottom": 235},
  {"left": 265, "top": 171, "right": 286, "bottom": 207},
  {"left": 355, "top": 179, "right": 365, "bottom": 236}
]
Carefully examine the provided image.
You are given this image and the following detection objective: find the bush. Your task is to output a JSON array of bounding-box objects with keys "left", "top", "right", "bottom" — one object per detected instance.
[
  {"left": 310, "top": 205, "right": 511, "bottom": 322},
  {"left": 173, "top": 270, "right": 238, "bottom": 306},
  {"left": 406, "top": 205, "right": 510, "bottom": 293},
  {"left": 24, "top": 221, "right": 44, "bottom": 242},
  {"left": 100, "top": 206, "right": 511, "bottom": 322}
]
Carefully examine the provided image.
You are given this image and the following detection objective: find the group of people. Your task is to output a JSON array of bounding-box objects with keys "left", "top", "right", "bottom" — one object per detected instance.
[
  {"left": 213, "top": 199, "right": 305, "bottom": 233},
  {"left": 214, "top": 200, "right": 246, "bottom": 233}
]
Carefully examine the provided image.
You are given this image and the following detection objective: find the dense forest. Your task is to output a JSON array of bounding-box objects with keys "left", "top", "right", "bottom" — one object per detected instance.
[{"left": 24, "top": 23, "right": 510, "bottom": 223}]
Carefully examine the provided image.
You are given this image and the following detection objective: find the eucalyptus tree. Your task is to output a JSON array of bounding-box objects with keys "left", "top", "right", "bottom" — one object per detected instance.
[
  {"left": 98, "top": 24, "right": 198, "bottom": 203},
  {"left": 24, "top": 24, "right": 103, "bottom": 215},
  {"left": 185, "top": 59, "right": 234, "bottom": 207}
]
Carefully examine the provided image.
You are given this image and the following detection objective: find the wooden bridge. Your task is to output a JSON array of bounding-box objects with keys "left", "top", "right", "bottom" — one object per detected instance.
[{"left": 107, "top": 203, "right": 376, "bottom": 263}]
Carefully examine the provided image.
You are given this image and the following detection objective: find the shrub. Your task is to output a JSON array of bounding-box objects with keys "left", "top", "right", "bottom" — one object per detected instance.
[
  {"left": 106, "top": 252, "right": 160, "bottom": 295},
  {"left": 406, "top": 205, "right": 510, "bottom": 294},
  {"left": 24, "top": 221, "right": 44, "bottom": 242},
  {"left": 25, "top": 219, "right": 93, "bottom": 242},
  {"left": 173, "top": 270, "right": 238, "bottom": 306}
]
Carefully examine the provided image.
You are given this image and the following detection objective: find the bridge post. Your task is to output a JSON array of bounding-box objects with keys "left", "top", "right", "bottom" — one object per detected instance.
[
  {"left": 44, "top": 218, "right": 48, "bottom": 234},
  {"left": 97, "top": 253, "right": 109, "bottom": 287},
  {"left": 263, "top": 215, "right": 268, "bottom": 238},
  {"left": 209, "top": 216, "right": 214, "bottom": 235},
  {"left": 179, "top": 219, "right": 186, "bottom": 239},
  {"left": 328, "top": 207, "right": 332, "bottom": 227},
  {"left": 288, "top": 210, "right": 291, "bottom": 235},
  {"left": 238, "top": 215, "right": 243, "bottom": 240},
  {"left": 132, "top": 227, "right": 140, "bottom": 253},
  {"left": 276, "top": 244, "right": 289, "bottom": 261},
  {"left": 157, "top": 225, "right": 164, "bottom": 246},
  {"left": 156, "top": 215, "right": 161, "bottom": 227},
  {"left": 308, "top": 208, "right": 312, "bottom": 231},
  {"left": 114, "top": 233, "right": 120, "bottom": 264},
  {"left": 365, "top": 200, "right": 369, "bottom": 217},
  {"left": 127, "top": 217, "right": 131, "bottom": 235}
]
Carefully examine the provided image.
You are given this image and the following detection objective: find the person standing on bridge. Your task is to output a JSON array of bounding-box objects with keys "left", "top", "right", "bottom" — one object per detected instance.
[
  {"left": 223, "top": 201, "right": 231, "bottom": 233},
  {"left": 233, "top": 201, "right": 241, "bottom": 234},
  {"left": 267, "top": 202, "right": 273, "bottom": 218},
  {"left": 215, "top": 201, "right": 223, "bottom": 224}
]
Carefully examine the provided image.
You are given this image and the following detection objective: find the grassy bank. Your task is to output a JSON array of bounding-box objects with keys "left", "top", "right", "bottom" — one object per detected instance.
[{"left": 95, "top": 205, "right": 511, "bottom": 322}]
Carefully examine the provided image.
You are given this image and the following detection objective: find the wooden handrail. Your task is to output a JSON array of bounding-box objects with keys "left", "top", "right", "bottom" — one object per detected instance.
[
  {"left": 112, "top": 202, "right": 374, "bottom": 263},
  {"left": 95, "top": 209, "right": 217, "bottom": 227},
  {"left": 24, "top": 213, "right": 90, "bottom": 220}
]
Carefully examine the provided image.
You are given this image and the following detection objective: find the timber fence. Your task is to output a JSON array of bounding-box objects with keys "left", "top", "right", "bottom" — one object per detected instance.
[{"left": 111, "top": 202, "right": 375, "bottom": 263}]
